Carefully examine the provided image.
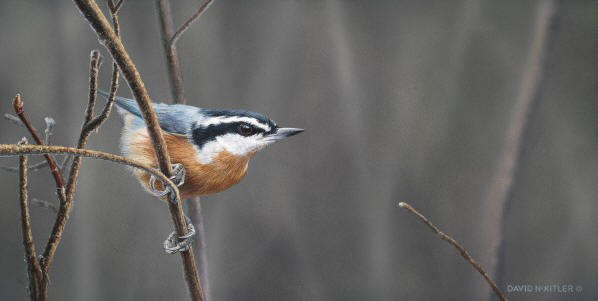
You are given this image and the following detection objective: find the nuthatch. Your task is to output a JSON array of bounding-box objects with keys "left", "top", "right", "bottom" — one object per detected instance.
[{"left": 99, "top": 91, "right": 303, "bottom": 200}]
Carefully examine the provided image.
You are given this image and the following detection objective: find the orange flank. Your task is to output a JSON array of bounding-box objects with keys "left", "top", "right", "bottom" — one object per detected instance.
[{"left": 125, "top": 128, "right": 253, "bottom": 199}]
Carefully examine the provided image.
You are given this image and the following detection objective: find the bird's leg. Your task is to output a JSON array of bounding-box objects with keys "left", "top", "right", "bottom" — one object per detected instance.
[{"left": 163, "top": 214, "right": 196, "bottom": 254}]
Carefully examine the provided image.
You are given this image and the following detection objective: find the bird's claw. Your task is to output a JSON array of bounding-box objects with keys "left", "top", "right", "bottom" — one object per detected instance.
[
  {"left": 148, "top": 163, "right": 186, "bottom": 202},
  {"left": 163, "top": 215, "right": 196, "bottom": 254},
  {"left": 169, "top": 163, "right": 186, "bottom": 187}
]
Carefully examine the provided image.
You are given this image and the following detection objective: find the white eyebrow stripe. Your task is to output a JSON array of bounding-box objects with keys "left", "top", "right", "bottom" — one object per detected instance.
[{"left": 198, "top": 116, "right": 271, "bottom": 131}]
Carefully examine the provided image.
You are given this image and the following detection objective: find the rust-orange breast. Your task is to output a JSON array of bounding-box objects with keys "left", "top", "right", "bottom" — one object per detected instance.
[{"left": 125, "top": 128, "right": 252, "bottom": 199}]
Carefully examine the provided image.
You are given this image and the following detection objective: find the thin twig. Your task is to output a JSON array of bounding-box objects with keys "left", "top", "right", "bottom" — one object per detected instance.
[
  {"left": 168, "top": 0, "right": 213, "bottom": 51},
  {"left": 398, "top": 202, "right": 508, "bottom": 301},
  {"left": 18, "top": 140, "right": 45, "bottom": 301},
  {"left": 12, "top": 94, "right": 65, "bottom": 191},
  {"left": 71, "top": 1, "right": 203, "bottom": 299},
  {"left": 83, "top": 51, "right": 101, "bottom": 125},
  {"left": 108, "top": 0, "right": 124, "bottom": 14},
  {"left": 0, "top": 144, "right": 179, "bottom": 197}
]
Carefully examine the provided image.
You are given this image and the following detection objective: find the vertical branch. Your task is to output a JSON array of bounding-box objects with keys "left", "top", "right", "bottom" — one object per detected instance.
[
  {"left": 156, "top": 1, "right": 213, "bottom": 299},
  {"left": 18, "top": 141, "right": 46, "bottom": 301},
  {"left": 157, "top": 0, "right": 213, "bottom": 104},
  {"left": 41, "top": 49, "right": 101, "bottom": 271},
  {"left": 71, "top": 1, "right": 203, "bottom": 300},
  {"left": 398, "top": 202, "right": 508, "bottom": 301},
  {"left": 187, "top": 199, "right": 210, "bottom": 299},
  {"left": 481, "top": 1, "right": 557, "bottom": 298},
  {"left": 157, "top": 0, "right": 185, "bottom": 103}
]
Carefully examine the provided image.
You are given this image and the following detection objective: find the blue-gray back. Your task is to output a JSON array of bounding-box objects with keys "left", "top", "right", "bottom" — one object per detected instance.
[{"left": 98, "top": 90, "right": 200, "bottom": 135}]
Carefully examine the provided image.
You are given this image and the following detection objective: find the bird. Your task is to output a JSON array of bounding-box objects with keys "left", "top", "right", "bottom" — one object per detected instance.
[{"left": 99, "top": 91, "right": 303, "bottom": 200}]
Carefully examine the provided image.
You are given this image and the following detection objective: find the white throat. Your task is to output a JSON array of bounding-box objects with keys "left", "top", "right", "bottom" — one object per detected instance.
[{"left": 191, "top": 133, "right": 271, "bottom": 164}]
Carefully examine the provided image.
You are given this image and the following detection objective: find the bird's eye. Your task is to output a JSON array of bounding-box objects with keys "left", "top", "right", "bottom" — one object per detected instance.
[{"left": 237, "top": 124, "right": 254, "bottom": 136}]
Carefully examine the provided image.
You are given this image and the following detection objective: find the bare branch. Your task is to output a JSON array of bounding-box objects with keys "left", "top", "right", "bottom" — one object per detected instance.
[
  {"left": 157, "top": 1, "right": 213, "bottom": 298},
  {"left": 0, "top": 144, "right": 180, "bottom": 199},
  {"left": 71, "top": 1, "right": 203, "bottom": 299},
  {"left": 73, "top": 0, "right": 173, "bottom": 174},
  {"left": 18, "top": 140, "right": 46, "bottom": 300},
  {"left": 157, "top": 0, "right": 185, "bottom": 103},
  {"left": 398, "top": 202, "right": 508, "bottom": 301},
  {"left": 84, "top": 50, "right": 101, "bottom": 125},
  {"left": 12, "top": 94, "right": 65, "bottom": 192},
  {"left": 187, "top": 198, "right": 210, "bottom": 299}
]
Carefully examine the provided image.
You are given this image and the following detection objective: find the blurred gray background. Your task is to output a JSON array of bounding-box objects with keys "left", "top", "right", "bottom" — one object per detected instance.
[{"left": 1, "top": 1, "right": 597, "bottom": 300}]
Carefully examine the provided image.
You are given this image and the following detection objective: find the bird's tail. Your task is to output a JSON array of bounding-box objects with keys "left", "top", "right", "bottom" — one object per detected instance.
[{"left": 97, "top": 90, "right": 143, "bottom": 118}]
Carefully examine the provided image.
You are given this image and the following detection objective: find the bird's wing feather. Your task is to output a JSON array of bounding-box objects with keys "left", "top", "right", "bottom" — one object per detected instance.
[{"left": 98, "top": 90, "right": 199, "bottom": 135}]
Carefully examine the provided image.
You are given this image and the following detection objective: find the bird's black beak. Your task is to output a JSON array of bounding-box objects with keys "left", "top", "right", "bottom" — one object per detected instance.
[{"left": 266, "top": 127, "right": 304, "bottom": 141}]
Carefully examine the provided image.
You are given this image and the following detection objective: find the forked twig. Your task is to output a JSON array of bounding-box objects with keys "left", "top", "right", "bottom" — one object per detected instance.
[
  {"left": 398, "top": 202, "right": 508, "bottom": 301},
  {"left": 12, "top": 95, "right": 64, "bottom": 192},
  {"left": 168, "top": 0, "right": 213, "bottom": 51},
  {"left": 108, "top": 0, "right": 124, "bottom": 14}
]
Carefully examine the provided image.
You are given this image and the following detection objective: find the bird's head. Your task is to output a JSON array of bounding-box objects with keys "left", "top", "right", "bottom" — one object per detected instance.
[{"left": 189, "top": 109, "right": 303, "bottom": 164}]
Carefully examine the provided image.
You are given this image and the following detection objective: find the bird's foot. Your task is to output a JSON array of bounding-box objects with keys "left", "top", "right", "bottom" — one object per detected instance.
[
  {"left": 163, "top": 215, "right": 196, "bottom": 254},
  {"left": 148, "top": 163, "right": 186, "bottom": 202}
]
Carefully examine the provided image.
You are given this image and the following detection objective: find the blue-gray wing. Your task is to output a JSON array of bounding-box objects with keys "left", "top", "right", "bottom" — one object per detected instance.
[{"left": 98, "top": 90, "right": 199, "bottom": 135}]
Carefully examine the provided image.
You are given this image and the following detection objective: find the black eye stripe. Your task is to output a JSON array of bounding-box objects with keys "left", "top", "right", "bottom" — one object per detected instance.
[{"left": 192, "top": 122, "right": 266, "bottom": 148}]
